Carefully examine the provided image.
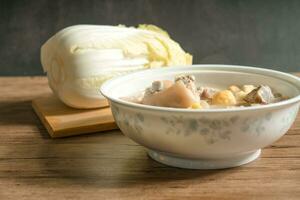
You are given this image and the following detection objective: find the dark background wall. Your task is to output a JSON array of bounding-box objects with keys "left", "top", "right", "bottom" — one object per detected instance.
[{"left": 1, "top": 0, "right": 300, "bottom": 75}]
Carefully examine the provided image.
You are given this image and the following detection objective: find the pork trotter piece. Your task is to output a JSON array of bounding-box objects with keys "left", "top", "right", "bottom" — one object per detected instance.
[
  {"left": 142, "top": 80, "right": 199, "bottom": 108},
  {"left": 244, "top": 85, "right": 274, "bottom": 104}
]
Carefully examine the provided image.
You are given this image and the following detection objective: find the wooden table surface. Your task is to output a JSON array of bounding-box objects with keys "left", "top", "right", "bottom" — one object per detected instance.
[{"left": 0, "top": 76, "right": 299, "bottom": 200}]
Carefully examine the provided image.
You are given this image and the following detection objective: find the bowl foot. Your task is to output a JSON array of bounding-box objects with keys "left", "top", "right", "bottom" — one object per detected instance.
[{"left": 147, "top": 149, "right": 261, "bottom": 169}]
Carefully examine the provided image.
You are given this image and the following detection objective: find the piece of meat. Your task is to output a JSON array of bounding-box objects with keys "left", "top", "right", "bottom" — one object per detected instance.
[
  {"left": 144, "top": 80, "right": 174, "bottom": 97},
  {"left": 142, "top": 81, "right": 199, "bottom": 108},
  {"left": 175, "top": 75, "right": 198, "bottom": 95},
  {"left": 242, "top": 85, "right": 257, "bottom": 94},
  {"left": 175, "top": 75, "right": 195, "bottom": 83},
  {"left": 228, "top": 85, "right": 241, "bottom": 93},
  {"left": 244, "top": 85, "right": 274, "bottom": 104},
  {"left": 151, "top": 81, "right": 164, "bottom": 92},
  {"left": 151, "top": 80, "right": 173, "bottom": 92},
  {"left": 200, "top": 87, "right": 218, "bottom": 100}
]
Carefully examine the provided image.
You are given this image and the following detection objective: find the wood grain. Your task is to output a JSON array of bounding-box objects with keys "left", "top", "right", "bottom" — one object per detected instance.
[
  {"left": 32, "top": 95, "right": 116, "bottom": 138},
  {"left": 0, "top": 76, "right": 299, "bottom": 200}
]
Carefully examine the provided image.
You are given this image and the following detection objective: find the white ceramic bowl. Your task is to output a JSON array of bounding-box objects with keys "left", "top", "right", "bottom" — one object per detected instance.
[{"left": 101, "top": 65, "right": 300, "bottom": 169}]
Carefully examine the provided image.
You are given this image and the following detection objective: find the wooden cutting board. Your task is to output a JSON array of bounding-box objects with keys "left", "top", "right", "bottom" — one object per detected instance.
[{"left": 32, "top": 95, "right": 118, "bottom": 138}]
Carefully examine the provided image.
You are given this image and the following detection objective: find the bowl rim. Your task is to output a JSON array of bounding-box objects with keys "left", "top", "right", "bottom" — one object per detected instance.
[{"left": 100, "top": 64, "right": 300, "bottom": 113}]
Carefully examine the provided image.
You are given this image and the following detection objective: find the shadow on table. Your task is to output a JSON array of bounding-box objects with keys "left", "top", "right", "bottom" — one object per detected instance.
[
  {"left": 27, "top": 133, "right": 237, "bottom": 189},
  {"left": 0, "top": 100, "right": 236, "bottom": 188},
  {"left": 0, "top": 100, "right": 50, "bottom": 138}
]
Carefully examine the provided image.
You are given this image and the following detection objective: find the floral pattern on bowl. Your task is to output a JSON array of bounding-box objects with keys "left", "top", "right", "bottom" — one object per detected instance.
[
  {"left": 111, "top": 103, "right": 298, "bottom": 147},
  {"left": 111, "top": 105, "right": 144, "bottom": 136},
  {"left": 160, "top": 115, "right": 236, "bottom": 144}
]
